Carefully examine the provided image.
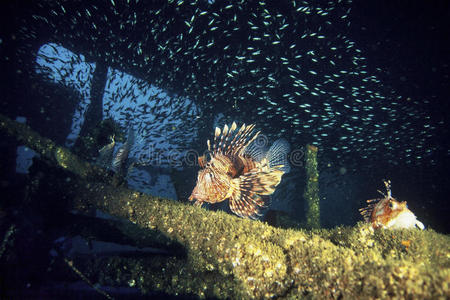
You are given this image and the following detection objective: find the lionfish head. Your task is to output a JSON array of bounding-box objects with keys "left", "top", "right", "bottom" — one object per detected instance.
[{"left": 189, "top": 164, "right": 227, "bottom": 203}]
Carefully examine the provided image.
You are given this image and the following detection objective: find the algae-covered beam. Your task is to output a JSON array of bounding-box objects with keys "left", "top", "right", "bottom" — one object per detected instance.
[
  {"left": 0, "top": 113, "right": 112, "bottom": 182},
  {"left": 304, "top": 144, "right": 320, "bottom": 229},
  {"left": 0, "top": 112, "right": 291, "bottom": 297},
  {"left": 65, "top": 180, "right": 450, "bottom": 299},
  {"left": 69, "top": 179, "right": 290, "bottom": 298},
  {"left": 1, "top": 113, "right": 448, "bottom": 299}
]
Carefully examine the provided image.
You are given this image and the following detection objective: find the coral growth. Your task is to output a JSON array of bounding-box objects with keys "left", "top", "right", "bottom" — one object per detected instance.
[{"left": 75, "top": 184, "right": 449, "bottom": 299}]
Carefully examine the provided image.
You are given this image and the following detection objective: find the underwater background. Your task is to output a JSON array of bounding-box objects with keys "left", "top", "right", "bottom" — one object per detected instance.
[{"left": 0, "top": 0, "right": 449, "bottom": 298}]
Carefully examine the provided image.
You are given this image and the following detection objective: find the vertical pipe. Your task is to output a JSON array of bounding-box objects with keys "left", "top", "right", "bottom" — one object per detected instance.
[{"left": 304, "top": 144, "right": 320, "bottom": 228}]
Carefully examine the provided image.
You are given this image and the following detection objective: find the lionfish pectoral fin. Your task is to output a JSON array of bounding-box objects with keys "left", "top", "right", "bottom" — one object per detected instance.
[
  {"left": 359, "top": 206, "right": 372, "bottom": 223},
  {"left": 193, "top": 199, "right": 204, "bottom": 207},
  {"left": 229, "top": 178, "right": 266, "bottom": 219},
  {"left": 246, "top": 169, "right": 284, "bottom": 195},
  {"left": 228, "top": 170, "right": 283, "bottom": 219},
  {"left": 359, "top": 199, "right": 379, "bottom": 223}
]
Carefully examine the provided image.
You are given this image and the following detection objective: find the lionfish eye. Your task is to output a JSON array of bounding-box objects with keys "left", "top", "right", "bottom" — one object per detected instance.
[{"left": 388, "top": 201, "right": 394, "bottom": 208}]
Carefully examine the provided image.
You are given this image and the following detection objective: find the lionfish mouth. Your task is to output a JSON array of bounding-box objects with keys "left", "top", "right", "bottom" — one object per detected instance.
[
  {"left": 188, "top": 191, "right": 204, "bottom": 202},
  {"left": 188, "top": 191, "right": 209, "bottom": 207}
]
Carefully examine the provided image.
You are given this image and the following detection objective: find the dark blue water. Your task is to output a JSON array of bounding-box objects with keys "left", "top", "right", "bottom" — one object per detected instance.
[{"left": 0, "top": 0, "right": 448, "bottom": 298}]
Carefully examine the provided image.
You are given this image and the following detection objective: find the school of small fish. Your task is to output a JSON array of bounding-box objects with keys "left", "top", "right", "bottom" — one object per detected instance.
[{"left": 14, "top": 0, "right": 439, "bottom": 173}]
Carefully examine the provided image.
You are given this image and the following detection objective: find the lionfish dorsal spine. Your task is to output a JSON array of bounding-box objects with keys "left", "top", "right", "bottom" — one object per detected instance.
[
  {"left": 209, "top": 122, "right": 262, "bottom": 158},
  {"left": 230, "top": 121, "right": 237, "bottom": 132},
  {"left": 223, "top": 123, "right": 236, "bottom": 152},
  {"left": 239, "top": 130, "right": 260, "bottom": 156},
  {"left": 226, "top": 123, "right": 246, "bottom": 154},
  {"left": 377, "top": 189, "right": 386, "bottom": 198},
  {"left": 216, "top": 124, "right": 229, "bottom": 154},
  {"left": 213, "top": 127, "right": 221, "bottom": 154},
  {"left": 366, "top": 198, "right": 379, "bottom": 203},
  {"left": 222, "top": 121, "right": 237, "bottom": 155},
  {"left": 223, "top": 123, "right": 245, "bottom": 155},
  {"left": 240, "top": 125, "right": 260, "bottom": 156},
  {"left": 359, "top": 205, "right": 374, "bottom": 222},
  {"left": 231, "top": 124, "right": 257, "bottom": 156},
  {"left": 384, "top": 180, "right": 392, "bottom": 198}
]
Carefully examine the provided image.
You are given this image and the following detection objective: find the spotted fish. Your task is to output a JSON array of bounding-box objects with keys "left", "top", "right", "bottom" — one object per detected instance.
[
  {"left": 359, "top": 180, "right": 425, "bottom": 230},
  {"left": 189, "top": 122, "right": 290, "bottom": 219}
]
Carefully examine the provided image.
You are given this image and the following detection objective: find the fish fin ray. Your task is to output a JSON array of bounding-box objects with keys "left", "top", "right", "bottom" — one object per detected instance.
[
  {"left": 229, "top": 177, "right": 267, "bottom": 219},
  {"left": 228, "top": 169, "right": 283, "bottom": 218},
  {"left": 266, "top": 138, "right": 291, "bottom": 173},
  {"left": 359, "top": 202, "right": 377, "bottom": 222},
  {"left": 212, "top": 122, "right": 259, "bottom": 157},
  {"left": 244, "top": 137, "right": 268, "bottom": 162}
]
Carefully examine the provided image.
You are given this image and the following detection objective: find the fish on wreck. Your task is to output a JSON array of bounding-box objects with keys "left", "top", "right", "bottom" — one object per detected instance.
[
  {"left": 189, "top": 121, "right": 290, "bottom": 219},
  {"left": 359, "top": 180, "right": 425, "bottom": 230}
]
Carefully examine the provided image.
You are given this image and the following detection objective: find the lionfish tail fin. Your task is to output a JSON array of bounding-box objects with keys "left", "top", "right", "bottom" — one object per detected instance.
[
  {"left": 229, "top": 169, "right": 283, "bottom": 219},
  {"left": 266, "top": 138, "right": 291, "bottom": 174}
]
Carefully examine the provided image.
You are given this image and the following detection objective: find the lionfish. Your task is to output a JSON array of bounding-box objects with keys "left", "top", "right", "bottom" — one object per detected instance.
[
  {"left": 359, "top": 180, "right": 425, "bottom": 230},
  {"left": 189, "top": 122, "right": 290, "bottom": 219}
]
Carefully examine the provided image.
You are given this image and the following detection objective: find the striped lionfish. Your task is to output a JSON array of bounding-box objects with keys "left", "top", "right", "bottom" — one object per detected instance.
[
  {"left": 359, "top": 180, "right": 424, "bottom": 230},
  {"left": 189, "top": 122, "right": 290, "bottom": 219}
]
